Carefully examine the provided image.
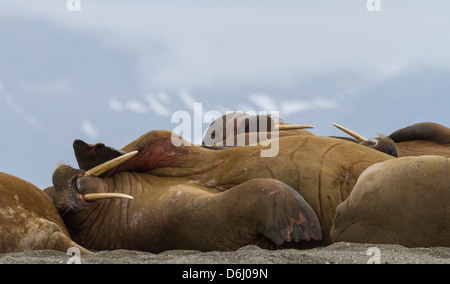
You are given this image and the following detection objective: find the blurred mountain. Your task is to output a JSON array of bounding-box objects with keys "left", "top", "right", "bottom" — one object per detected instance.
[{"left": 0, "top": 14, "right": 449, "bottom": 189}]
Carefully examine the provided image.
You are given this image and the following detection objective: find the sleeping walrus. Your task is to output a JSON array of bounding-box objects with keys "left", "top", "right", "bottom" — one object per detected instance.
[
  {"left": 0, "top": 172, "right": 89, "bottom": 254},
  {"left": 331, "top": 155, "right": 450, "bottom": 247}
]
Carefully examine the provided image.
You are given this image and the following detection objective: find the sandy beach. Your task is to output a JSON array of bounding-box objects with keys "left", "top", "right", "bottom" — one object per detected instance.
[{"left": 1, "top": 242, "right": 449, "bottom": 264}]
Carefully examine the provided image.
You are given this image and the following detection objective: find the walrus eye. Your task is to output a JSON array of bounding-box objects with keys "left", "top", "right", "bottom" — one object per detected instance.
[{"left": 72, "top": 178, "right": 81, "bottom": 194}]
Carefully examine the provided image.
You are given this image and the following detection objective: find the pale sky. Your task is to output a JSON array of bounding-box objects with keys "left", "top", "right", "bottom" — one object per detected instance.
[
  {"left": 0, "top": 1, "right": 449, "bottom": 188},
  {"left": 2, "top": 1, "right": 450, "bottom": 89}
]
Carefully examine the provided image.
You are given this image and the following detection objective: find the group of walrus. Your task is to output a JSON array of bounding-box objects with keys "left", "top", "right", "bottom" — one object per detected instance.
[{"left": 0, "top": 114, "right": 449, "bottom": 255}]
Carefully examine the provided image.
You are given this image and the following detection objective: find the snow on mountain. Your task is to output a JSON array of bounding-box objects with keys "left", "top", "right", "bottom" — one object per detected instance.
[{"left": 0, "top": 1, "right": 449, "bottom": 189}]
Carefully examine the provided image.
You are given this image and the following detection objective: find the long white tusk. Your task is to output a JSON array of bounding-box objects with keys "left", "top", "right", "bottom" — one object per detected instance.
[
  {"left": 84, "top": 193, "right": 134, "bottom": 201},
  {"left": 84, "top": 151, "right": 138, "bottom": 177},
  {"left": 332, "top": 123, "right": 368, "bottom": 142},
  {"left": 275, "top": 125, "right": 315, "bottom": 130}
]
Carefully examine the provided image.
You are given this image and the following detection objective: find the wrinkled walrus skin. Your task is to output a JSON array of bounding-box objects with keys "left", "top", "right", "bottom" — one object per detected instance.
[
  {"left": 46, "top": 130, "right": 394, "bottom": 252},
  {"left": 331, "top": 156, "right": 450, "bottom": 247},
  {"left": 0, "top": 172, "right": 89, "bottom": 254}
]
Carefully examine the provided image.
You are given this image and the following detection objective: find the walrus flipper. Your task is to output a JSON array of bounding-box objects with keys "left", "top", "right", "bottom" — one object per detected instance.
[
  {"left": 389, "top": 122, "right": 450, "bottom": 144},
  {"left": 73, "top": 139, "right": 127, "bottom": 171},
  {"left": 260, "top": 181, "right": 322, "bottom": 245},
  {"left": 209, "top": 178, "right": 322, "bottom": 249}
]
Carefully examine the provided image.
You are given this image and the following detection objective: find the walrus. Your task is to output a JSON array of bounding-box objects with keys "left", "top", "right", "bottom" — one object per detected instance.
[
  {"left": 205, "top": 116, "right": 399, "bottom": 157},
  {"left": 330, "top": 155, "right": 450, "bottom": 247},
  {"left": 333, "top": 122, "right": 450, "bottom": 158},
  {"left": 202, "top": 113, "right": 315, "bottom": 147},
  {"left": 46, "top": 162, "right": 322, "bottom": 252},
  {"left": 332, "top": 123, "right": 399, "bottom": 157},
  {"left": 0, "top": 172, "right": 89, "bottom": 254},
  {"left": 388, "top": 122, "right": 450, "bottom": 158},
  {"left": 45, "top": 129, "right": 393, "bottom": 252}
]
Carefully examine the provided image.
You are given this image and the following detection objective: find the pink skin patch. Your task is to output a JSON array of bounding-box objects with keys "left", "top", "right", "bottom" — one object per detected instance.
[
  {"left": 281, "top": 213, "right": 311, "bottom": 241},
  {"left": 109, "top": 137, "right": 183, "bottom": 175}
]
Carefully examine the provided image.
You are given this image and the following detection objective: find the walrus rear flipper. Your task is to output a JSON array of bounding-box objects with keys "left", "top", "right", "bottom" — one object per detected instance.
[
  {"left": 389, "top": 122, "right": 450, "bottom": 144},
  {"left": 73, "top": 139, "right": 127, "bottom": 171}
]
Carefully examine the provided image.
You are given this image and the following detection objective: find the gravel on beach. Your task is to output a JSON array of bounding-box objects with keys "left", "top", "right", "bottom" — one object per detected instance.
[{"left": 1, "top": 242, "right": 450, "bottom": 264}]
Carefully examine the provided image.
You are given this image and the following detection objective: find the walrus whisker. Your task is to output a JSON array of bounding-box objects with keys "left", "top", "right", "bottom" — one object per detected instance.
[{"left": 59, "top": 204, "right": 74, "bottom": 217}]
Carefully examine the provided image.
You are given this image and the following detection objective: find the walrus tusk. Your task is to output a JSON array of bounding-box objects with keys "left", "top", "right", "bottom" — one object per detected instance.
[
  {"left": 275, "top": 125, "right": 315, "bottom": 130},
  {"left": 84, "top": 151, "right": 139, "bottom": 177},
  {"left": 84, "top": 193, "right": 134, "bottom": 201},
  {"left": 332, "top": 123, "right": 368, "bottom": 142}
]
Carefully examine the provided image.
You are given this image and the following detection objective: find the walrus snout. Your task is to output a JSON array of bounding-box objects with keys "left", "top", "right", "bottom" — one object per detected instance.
[
  {"left": 52, "top": 164, "right": 82, "bottom": 188},
  {"left": 50, "top": 164, "right": 133, "bottom": 215},
  {"left": 361, "top": 136, "right": 399, "bottom": 157}
]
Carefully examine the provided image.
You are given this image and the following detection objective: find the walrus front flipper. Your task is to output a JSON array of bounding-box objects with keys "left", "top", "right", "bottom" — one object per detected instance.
[
  {"left": 254, "top": 180, "right": 323, "bottom": 245},
  {"left": 389, "top": 122, "right": 450, "bottom": 144},
  {"left": 205, "top": 178, "right": 322, "bottom": 250}
]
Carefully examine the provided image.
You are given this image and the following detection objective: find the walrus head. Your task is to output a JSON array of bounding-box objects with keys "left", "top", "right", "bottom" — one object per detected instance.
[
  {"left": 45, "top": 151, "right": 136, "bottom": 215},
  {"left": 361, "top": 134, "right": 399, "bottom": 158},
  {"left": 333, "top": 123, "right": 399, "bottom": 157},
  {"left": 203, "top": 113, "right": 315, "bottom": 147}
]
